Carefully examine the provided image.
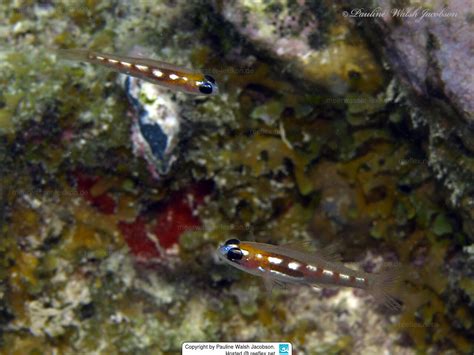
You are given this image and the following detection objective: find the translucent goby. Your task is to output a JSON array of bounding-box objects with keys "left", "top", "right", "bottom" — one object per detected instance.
[{"left": 57, "top": 48, "right": 218, "bottom": 95}]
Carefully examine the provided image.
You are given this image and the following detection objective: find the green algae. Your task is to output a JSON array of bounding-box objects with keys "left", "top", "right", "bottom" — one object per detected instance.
[
  {"left": 432, "top": 213, "right": 453, "bottom": 236},
  {"left": 250, "top": 100, "right": 285, "bottom": 124}
]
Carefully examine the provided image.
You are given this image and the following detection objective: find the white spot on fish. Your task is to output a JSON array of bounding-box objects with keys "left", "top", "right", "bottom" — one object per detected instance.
[
  {"left": 323, "top": 270, "right": 333, "bottom": 277},
  {"left": 108, "top": 59, "right": 119, "bottom": 64},
  {"left": 169, "top": 74, "right": 179, "bottom": 80},
  {"left": 96, "top": 56, "right": 105, "bottom": 61},
  {"left": 288, "top": 262, "right": 300, "bottom": 270},
  {"left": 340, "top": 274, "right": 350, "bottom": 280},
  {"left": 306, "top": 265, "right": 318, "bottom": 272},
  {"left": 268, "top": 256, "right": 283, "bottom": 265},
  {"left": 241, "top": 249, "right": 249, "bottom": 256},
  {"left": 135, "top": 64, "right": 148, "bottom": 71},
  {"left": 256, "top": 253, "right": 263, "bottom": 259},
  {"left": 152, "top": 69, "right": 163, "bottom": 77},
  {"left": 356, "top": 277, "right": 365, "bottom": 283},
  {"left": 120, "top": 61, "right": 132, "bottom": 67}
]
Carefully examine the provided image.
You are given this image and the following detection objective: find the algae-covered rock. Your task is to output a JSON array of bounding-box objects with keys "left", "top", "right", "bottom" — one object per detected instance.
[
  {"left": 215, "top": 0, "right": 385, "bottom": 95},
  {"left": 370, "top": 0, "right": 474, "bottom": 122},
  {"left": 357, "top": 0, "right": 474, "bottom": 240}
]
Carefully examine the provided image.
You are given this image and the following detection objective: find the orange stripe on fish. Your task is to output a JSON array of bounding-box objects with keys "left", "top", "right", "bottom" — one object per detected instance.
[{"left": 218, "top": 239, "right": 402, "bottom": 310}]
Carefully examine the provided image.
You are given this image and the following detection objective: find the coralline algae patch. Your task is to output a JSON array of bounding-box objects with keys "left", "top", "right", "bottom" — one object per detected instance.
[
  {"left": 118, "top": 181, "right": 213, "bottom": 261},
  {"left": 74, "top": 170, "right": 213, "bottom": 262}
]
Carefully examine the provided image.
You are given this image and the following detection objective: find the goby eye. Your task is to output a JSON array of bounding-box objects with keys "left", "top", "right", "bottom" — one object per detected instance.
[
  {"left": 198, "top": 82, "right": 213, "bottom": 94},
  {"left": 227, "top": 247, "right": 243, "bottom": 261},
  {"left": 225, "top": 238, "right": 240, "bottom": 246}
]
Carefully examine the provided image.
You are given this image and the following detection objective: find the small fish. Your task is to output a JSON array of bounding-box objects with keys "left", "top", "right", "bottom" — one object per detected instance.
[
  {"left": 218, "top": 239, "right": 402, "bottom": 310},
  {"left": 57, "top": 49, "right": 218, "bottom": 95}
]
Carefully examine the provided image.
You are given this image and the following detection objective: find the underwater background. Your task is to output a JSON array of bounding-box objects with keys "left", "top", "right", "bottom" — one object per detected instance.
[{"left": 1, "top": 0, "right": 473, "bottom": 354}]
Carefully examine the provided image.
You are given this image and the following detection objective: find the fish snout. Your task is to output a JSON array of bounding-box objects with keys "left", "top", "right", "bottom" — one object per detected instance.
[{"left": 218, "top": 244, "right": 231, "bottom": 258}]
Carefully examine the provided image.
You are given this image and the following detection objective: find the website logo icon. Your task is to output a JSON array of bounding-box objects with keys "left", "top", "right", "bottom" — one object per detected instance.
[{"left": 279, "top": 343, "right": 290, "bottom": 354}]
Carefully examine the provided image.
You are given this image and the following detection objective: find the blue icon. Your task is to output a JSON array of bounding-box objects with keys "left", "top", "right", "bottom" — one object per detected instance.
[{"left": 279, "top": 343, "right": 289, "bottom": 354}]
